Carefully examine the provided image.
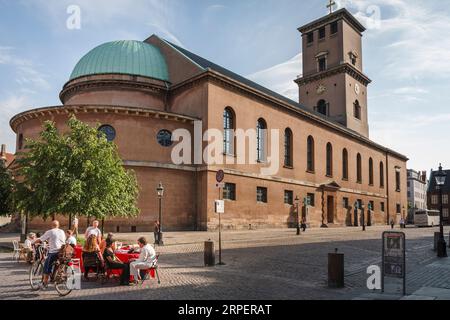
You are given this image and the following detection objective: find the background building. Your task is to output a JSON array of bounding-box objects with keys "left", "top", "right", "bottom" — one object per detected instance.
[
  {"left": 9, "top": 8, "right": 408, "bottom": 232},
  {"left": 407, "top": 169, "right": 427, "bottom": 223},
  {"left": 0, "top": 144, "right": 14, "bottom": 168},
  {"left": 428, "top": 167, "right": 450, "bottom": 225}
]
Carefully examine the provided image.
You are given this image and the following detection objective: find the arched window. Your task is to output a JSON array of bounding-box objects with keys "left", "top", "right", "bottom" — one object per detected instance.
[
  {"left": 18, "top": 133, "right": 23, "bottom": 150},
  {"left": 356, "top": 153, "right": 362, "bottom": 183},
  {"left": 380, "top": 161, "right": 385, "bottom": 188},
  {"left": 369, "top": 158, "right": 374, "bottom": 185},
  {"left": 257, "top": 118, "right": 267, "bottom": 162},
  {"left": 342, "top": 148, "right": 348, "bottom": 180},
  {"left": 307, "top": 136, "right": 315, "bottom": 172},
  {"left": 223, "top": 107, "right": 235, "bottom": 155},
  {"left": 354, "top": 100, "right": 361, "bottom": 120},
  {"left": 317, "top": 100, "right": 327, "bottom": 116},
  {"left": 326, "top": 143, "right": 333, "bottom": 177},
  {"left": 284, "top": 128, "right": 293, "bottom": 167}
]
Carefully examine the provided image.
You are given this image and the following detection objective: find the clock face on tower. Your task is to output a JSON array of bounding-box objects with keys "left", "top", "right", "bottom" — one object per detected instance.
[
  {"left": 354, "top": 83, "right": 360, "bottom": 95},
  {"left": 316, "top": 84, "right": 327, "bottom": 95}
]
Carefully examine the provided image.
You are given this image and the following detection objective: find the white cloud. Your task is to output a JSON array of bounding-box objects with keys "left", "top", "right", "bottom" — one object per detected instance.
[
  {"left": 247, "top": 53, "right": 302, "bottom": 101},
  {"left": 23, "top": 0, "right": 184, "bottom": 46},
  {"left": 0, "top": 95, "right": 30, "bottom": 151},
  {"left": 336, "top": 0, "right": 450, "bottom": 79},
  {"left": 0, "top": 47, "right": 51, "bottom": 91}
]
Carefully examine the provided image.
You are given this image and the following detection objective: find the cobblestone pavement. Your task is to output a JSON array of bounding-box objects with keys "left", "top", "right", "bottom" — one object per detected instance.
[{"left": 0, "top": 225, "right": 449, "bottom": 300}]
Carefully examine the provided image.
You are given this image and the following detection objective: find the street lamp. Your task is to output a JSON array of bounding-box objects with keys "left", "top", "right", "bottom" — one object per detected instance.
[
  {"left": 156, "top": 182, "right": 164, "bottom": 246},
  {"left": 435, "top": 164, "right": 447, "bottom": 258},
  {"left": 295, "top": 196, "right": 300, "bottom": 235}
]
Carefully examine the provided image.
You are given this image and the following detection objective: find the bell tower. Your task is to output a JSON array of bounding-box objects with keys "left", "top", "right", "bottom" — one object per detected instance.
[{"left": 295, "top": 7, "right": 371, "bottom": 137}]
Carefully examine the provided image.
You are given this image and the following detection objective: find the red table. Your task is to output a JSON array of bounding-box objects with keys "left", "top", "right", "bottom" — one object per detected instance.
[{"left": 74, "top": 245, "right": 139, "bottom": 276}]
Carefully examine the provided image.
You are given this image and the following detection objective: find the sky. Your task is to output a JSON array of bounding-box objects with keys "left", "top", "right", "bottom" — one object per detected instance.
[{"left": 1, "top": 0, "right": 450, "bottom": 173}]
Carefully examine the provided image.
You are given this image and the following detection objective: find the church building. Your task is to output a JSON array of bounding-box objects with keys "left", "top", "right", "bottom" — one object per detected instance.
[{"left": 10, "top": 8, "right": 408, "bottom": 232}]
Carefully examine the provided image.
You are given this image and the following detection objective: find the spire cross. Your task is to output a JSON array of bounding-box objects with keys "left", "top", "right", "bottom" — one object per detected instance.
[{"left": 327, "top": 0, "right": 336, "bottom": 14}]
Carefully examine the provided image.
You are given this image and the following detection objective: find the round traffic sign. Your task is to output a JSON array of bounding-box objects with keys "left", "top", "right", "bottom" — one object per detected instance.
[{"left": 216, "top": 170, "right": 225, "bottom": 183}]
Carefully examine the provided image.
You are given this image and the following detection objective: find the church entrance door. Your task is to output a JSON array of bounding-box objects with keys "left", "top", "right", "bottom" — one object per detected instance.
[{"left": 327, "top": 196, "right": 334, "bottom": 224}]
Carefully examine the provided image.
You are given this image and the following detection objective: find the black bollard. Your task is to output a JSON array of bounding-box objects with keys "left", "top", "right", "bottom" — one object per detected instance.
[
  {"left": 328, "top": 248, "right": 344, "bottom": 288},
  {"left": 204, "top": 240, "right": 215, "bottom": 267}
]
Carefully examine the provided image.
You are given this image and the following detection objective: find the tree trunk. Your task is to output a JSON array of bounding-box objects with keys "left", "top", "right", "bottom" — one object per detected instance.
[
  {"left": 68, "top": 212, "right": 72, "bottom": 230},
  {"left": 101, "top": 217, "right": 105, "bottom": 235}
]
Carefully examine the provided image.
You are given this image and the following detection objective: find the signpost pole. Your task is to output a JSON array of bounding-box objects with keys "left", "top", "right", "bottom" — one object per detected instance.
[
  {"left": 216, "top": 170, "right": 225, "bottom": 266},
  {"left": 219, "top": 186, "right": 223, "bottom": 265}
]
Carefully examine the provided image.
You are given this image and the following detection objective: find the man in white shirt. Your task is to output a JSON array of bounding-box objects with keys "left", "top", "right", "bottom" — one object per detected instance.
[
  {"left": 33, "top": 220, "right": 66, "bottom": 288},
  {"left": 84, "top": 220, "right": 102, "bottom": 245},
  {"left": 24, "top": 233, "right": 36, "bottom": 263},
  {"left": 129, "top": 237, "right": 156, "bottom": 284}
]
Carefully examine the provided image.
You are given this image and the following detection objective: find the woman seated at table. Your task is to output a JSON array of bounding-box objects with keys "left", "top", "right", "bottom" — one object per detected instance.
[
  {"left": 103, "top": 238, "right": 130, "bottom": 286},
  {"left": 99, "top": 232, "right": 115, "bottom": 254},
  {"left": 82, "top": 234, "right": 104, "bottom": 280}
]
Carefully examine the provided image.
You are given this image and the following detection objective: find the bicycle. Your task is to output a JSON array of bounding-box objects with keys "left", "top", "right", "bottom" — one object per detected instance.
[{"left": 29, "top": 246, "right": 77, "bottom": 296}]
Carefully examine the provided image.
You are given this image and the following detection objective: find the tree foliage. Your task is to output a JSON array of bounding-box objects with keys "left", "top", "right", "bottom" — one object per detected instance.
[
  {"left": 0, "top": 162, "right": 13, "bottom": 216},
  {"left": 14, "top": 116, "right": 140, "bottom": 220}
]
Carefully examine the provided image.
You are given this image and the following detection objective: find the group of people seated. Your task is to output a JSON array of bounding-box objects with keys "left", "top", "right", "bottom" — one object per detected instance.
[
  {"left": 81, "top": 220, "right": 157, "bottom": 286},
  {"left": 25, "top": 219, "right": 157, "bottom": 289}
]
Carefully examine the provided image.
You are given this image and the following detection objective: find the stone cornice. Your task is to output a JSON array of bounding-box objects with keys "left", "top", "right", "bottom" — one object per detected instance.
[
  {"left": 295, "top": 63, "right": 372, "bottom": 86},
  {"left": 298, "top": 8, "right": 366, "bottom": 35},
  {"left": 9, "top": 105, "right": 199, "bottom": 133},
  {"left": 59, "top": 77, "right": 169, "bottom": 104},
  {"left": 124, "top": 162, "right": 388, "bottom": 199}
]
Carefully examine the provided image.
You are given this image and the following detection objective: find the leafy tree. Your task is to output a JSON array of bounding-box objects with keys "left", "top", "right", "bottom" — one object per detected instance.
[
  {"left": 14, "top": 116, "right": 140, "bottom": 222},
  {"left": 0, "top": 161, "right": 13, "bottom": 216}
]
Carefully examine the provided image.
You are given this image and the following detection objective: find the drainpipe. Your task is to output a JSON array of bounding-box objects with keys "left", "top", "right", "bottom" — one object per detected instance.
[{"left": 386, "top": 153, "right": 390, "bottom": 225}]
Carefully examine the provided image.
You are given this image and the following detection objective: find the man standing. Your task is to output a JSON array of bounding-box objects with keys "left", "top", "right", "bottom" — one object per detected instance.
[
  {"left": 129, "top": 237, "right": 156, "bottom": 285},
  {"left": 154, "top": 220, "right": 160, "bottom": 245},
  {"left": 84, "top": 220, "right": 102, "bottom": 245},
  {"left": 33, "top": 220, "right": 66, "bottom": 289}
]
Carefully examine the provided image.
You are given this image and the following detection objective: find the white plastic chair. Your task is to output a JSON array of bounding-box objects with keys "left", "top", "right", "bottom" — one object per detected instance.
[{"left": 12, "top": 240, "right": 24, "bottom": 262}]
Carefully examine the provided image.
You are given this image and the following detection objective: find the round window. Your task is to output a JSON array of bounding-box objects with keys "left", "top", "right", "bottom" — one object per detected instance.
[
  {"left": 157, "top": 129, "right": 173, "bottom": 147},
  {"left": 98, "top": 125, "right": 116, "bottom": 142}
]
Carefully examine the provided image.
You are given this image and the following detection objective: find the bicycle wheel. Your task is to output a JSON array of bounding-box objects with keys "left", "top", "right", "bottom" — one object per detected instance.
[
  {"left": 29, "top": 261, "right": 43, "bottom": 291},
  {"left": 54, "top": 264, "right": 75, "bottom": 297}
]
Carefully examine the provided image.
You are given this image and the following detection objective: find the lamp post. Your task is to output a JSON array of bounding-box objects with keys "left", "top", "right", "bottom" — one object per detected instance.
[
  {"left": 295, "top": 196, "right": 300, "bottom": 235},
  {"left": 156, "top": 182, "right": 164, "bottom": 246},
  {"left": 361, "top": 201, "right": 366, "bottom": 231},
  {"left": 435, "top": 164, "right": 447, "bottom": 258}
]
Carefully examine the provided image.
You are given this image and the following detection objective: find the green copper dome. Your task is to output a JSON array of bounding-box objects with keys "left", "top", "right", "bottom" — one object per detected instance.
[{"left": 69, "top": 40, "right": 169, "bottom": 82}]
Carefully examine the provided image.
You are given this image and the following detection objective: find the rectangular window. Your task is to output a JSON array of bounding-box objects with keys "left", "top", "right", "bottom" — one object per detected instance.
[
  {"left": 396, "top": 204, "right": 401, "bottom": 214},
  {"left": 307, "top": 193, "right": 315, "bottom": 207},
  {"left": 432, "top": 195, "right": 438, "bottom": 205},
  {"left": 223, "top": 183, "right": 236, "bottom": 201},
  {"left": 318, "top": 57, "right": 326, "bottom": 72},
  {"left": 319, "top": 26, "right": 326, "bottom": 39},
  {"left": 257, "top": 187, "right": 268, "bottom": 203},
  {"left": 307, "top": 32, "right": 314, "bottom": 44},
  {"left": 330, "top": 21, "right": 338, "bottom": 34},
  {"left": 444, "top": 208, "right": 449, "bottom": 218},
  {"left": 396, "top": 170, "right": 401, "bottom": 192},
  {"left": 443, "top": 194, "right": 449, "bottom": 205},
  {"left": 343, "top": 197, "right": 349, "bottom": 209},
  {"left": 284, "top": 190, "right": 293, "bottom": 205},
  {"left": 369, "top": 201, "right": 375, "bottom": 212},
  {"left": 381, "top": 202, "right": 385, "bottom": 212}
]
